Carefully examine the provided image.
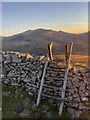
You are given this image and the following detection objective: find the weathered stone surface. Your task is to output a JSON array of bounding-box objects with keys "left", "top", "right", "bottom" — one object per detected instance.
[
  {"left": 71, "top": 103, "right": 79, "bottom": 108},
  {"left": 73, "top": 97, "right": 80, "bottom": 102},
  {"left": 28, "top": 92, "right": 33, "bottom": 96},
  {"left": 19, "top": 109, "right": 30, "bottom": 118},
  {"left": 32, "top": 103, "right": 37, "bottom": 110},
  {"left": 67, "top": 107, "right": 75, "bottom": 118},
  {"left": 46, "top": 112, "right": 52, "bottom": 118},
  {"left": 81, "top": 97, "right": 88, "bottom": 102},
  {"left": 67, "top": 96, "right": 73, "bottom": 101},
  {"left": 11, "top": 83, "right": 20, "bottom": 87},
  {"left": 74, "top": 110, "right": 82, "bottom": 118},
  {"left": 67, "top": 80, "right": 72, "bottom": 88},
  {"left": 0, "top": 74, "right": 4, "bottom": 79},
  {"left": 14, "top": 104, "right": 23, "bottom": 114},
  {"left": 15, "top": 88, "right": 22, "bottom": 96},
  {"left": 2, "top": 91, "right": 11, "bottom": 97},
  {"left": 79, "top": 103, "right": 85, "bottom": 110},
  {"left": 23, "top": 79, "right": 31, "bottom": 83},
  {"left": 4, "top": 54, "right": 12, "bottom": 62},
  {"left": 79, "top": 85, "right": 85, "bottom": 91},
  {"left": 41, "top": 105, "right": 49, "bottom": 113},
  {"left": 23, "top": 97, "right": 30, "bottom": 108},
  {"left": 67, "top": 89, "right": 74, "bottom": 94},
  {"left": 3, "top": 79, "right": 10, "bottom": 85},
  {"left": 83, "top": 77, "right": 88, "bottom": 84},
  {"left": 79, "top": 91, "right": 86, "bottom": 97}
]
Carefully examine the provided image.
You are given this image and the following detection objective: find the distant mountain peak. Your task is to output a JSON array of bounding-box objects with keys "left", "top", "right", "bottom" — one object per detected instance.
[{"left": 2, "top": 28, "right": 88, "bottom": 55}]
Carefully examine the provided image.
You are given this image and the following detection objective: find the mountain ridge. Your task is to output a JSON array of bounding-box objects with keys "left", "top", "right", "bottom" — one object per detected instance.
[
  {"left": 2, "top": 28, "right": 88, "bottom": 38},
  {"left": 2, "top": 28, "right": 88, "bottom": 55}
]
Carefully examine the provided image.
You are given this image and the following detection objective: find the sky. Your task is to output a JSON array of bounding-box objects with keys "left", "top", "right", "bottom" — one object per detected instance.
[
  {"left": 1, "top": 0, "right": 90, "bottom": 2},
  {"left": 2, "top": 2, "right": 88, "bottom": 36}
]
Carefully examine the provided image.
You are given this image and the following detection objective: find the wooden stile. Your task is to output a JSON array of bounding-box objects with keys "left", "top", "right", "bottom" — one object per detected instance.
[
  {"left": 36, "top": 42, "right": 73, "bottom": 116},
  {"left": 48, "top": 42, "right": 53, "bottom": 60}
]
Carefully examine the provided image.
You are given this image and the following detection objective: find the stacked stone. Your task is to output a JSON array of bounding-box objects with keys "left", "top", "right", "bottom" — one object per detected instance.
[
  {"left": 0, "top": 52, "right": 90, "bottom": 118},
  {"left": 66, "top": 68, "right": 90, "bottom": 117},
  {"left": 1, "top": 53, "right": 45, "bottom": 97}
]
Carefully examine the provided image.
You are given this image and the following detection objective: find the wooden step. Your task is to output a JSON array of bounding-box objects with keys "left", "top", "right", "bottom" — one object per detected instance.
[
  {"left": 43, "top": 84, "right": 62, "bottom": 90},
  {"left": 46, "top": 67, "right": 66, "bottom": 72},
  {"left": 45, "top": 75, "right": 64, "bottom": 78},
  {"left": 42, "top": 93, "right": 61, "bottom": 100},
  {"left": 44, "top": 76, "right": 64, "bottom": 81},
  {"left": 48, "top": 60, "right": 66, "bottom": 64},
  {"left": 48, "top": 66, "right": 66, "bottom": 69},
  {"left": 44, "top": 82, "right": 63, "bottom": 88},
  {"left": 46, "top": 71, "right": 65, "bottom": 77}
]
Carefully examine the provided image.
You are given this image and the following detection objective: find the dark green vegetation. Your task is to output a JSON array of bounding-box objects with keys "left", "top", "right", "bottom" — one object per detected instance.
[
  {"left": 2, "top": 86, "right": 71, "bottom": 118},
  {"left": 2, "top": 86, "right": 90, "bottom": 118},
  {"left": 2, "top": 29, "right": 88, "bottom": 55}
]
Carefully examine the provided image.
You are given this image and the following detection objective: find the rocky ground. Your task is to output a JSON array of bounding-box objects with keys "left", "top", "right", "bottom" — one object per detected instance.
[{"left": 0, "top": 52, "right": 90, "bottom": 118}]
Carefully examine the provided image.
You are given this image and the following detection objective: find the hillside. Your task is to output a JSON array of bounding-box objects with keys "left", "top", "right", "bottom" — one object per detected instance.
[{"left": 2, "top": 28, "right": 88, "bottom": 55}]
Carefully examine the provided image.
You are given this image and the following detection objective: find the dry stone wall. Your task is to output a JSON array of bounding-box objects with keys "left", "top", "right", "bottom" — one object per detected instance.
[
  {"left": 0, "top": 52, "right": 90, "bottom": 118},
  {"left": 1, "top": 52, "right": 44, "bottom": 96}
]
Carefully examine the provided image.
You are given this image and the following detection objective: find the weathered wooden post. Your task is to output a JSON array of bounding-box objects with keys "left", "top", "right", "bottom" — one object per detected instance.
[
  {"left": 59, "top": 42, "right": 73, "bottom": 116},
  {"left": 36, "top": 54, "right": 48, "bottom": 106},
  {"left": 65, "top": 45, "right": 68, "bottom": 62},
  {"left": 68, "top": 42, "right": 73, "bottom": 65},
  {"left": 48, "top": 42, "right": 53, "bottom": 60},
  {"left": 2, "top": 54, "right": 4, "bottom": 74}
]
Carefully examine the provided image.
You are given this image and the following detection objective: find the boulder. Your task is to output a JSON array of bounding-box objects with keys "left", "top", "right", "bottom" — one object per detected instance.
[
  {"left": 14, "top": 104, "right": 23, "bottom": 114},
  {"left": 79, "top": 85, "right": 85, "bottom": 91},
  {"left": 2, "top": 91, "right": 11, "bottom": 97},
  {"left": 67, "top": 107, "right": 75, "bottom": 118},
  {"left": 74, "top": 110, "right": 81, "bottom": 118},
  {"left": 31, "top": 102, "right": 37, "bottom": 110},
  {"left": 23, "top": 97, "right": 30, "bottom": 108},
  {"left": 19, "top": 109, "right": 30, "bottom": 118},
  {"left": 3, "top": 79, "right": 10, "bottom": 85},
  {"left": 41, "top": 105, "right": 49, "bottom": 113}
]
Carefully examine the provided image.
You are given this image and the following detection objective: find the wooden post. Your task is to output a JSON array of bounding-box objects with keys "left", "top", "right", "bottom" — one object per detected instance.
[
  {"left": 59, "top": 42, "right": 73, "bottom": 116},
  {"left": 36, "top": 55, "right": 48, "bottom": 106},
  {"left": 68, "top": 42, "right": 73, "bottom": 65},
  {"left": 48, "top": 42, "right": 53, "bottom": 60},
  {"left": 65, "top": 45, "right": 68, "bottom": 62}
]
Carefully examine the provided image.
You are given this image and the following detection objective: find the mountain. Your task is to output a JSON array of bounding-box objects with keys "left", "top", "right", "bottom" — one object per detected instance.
[
  {"left": 0, "top": 36, "right": 2, "bottom": 39},
  {"left": 2, "top": 28, "right": 88, "bottom": 55}
]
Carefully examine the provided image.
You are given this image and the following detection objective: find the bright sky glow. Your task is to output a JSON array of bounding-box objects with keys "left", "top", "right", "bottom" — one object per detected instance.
[{"left": 2, "top": 2, "right": 88, "bottom": 36}]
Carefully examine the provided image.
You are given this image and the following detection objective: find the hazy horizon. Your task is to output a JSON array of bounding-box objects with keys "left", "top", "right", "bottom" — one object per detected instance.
[{"left": 2, "top": 2, "right": 88, "bottom": 36}]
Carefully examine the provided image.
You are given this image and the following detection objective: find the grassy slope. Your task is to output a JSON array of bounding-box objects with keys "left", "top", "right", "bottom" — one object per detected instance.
[
  {"left": 54, "top": 54, "right": 90, "bottom": 62},
  {"left": 2, "top": 86, "right": 71, "bottom": 118},
  {"left": 2, "top": 87, "right": 29, "bottom": 118},
  {"left": 54, "top": 54, "right": 90, "bottom": 67}
]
